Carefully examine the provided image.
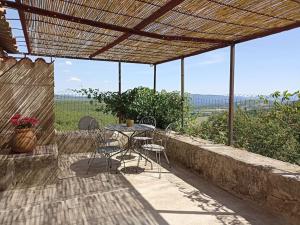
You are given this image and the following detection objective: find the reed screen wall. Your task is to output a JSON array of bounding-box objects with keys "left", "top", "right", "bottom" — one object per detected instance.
[{"left": 0, "top": 57, "right": 55, "bottom": 148}]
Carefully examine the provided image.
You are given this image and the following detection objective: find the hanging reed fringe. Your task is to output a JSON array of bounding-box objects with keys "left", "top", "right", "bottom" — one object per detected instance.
[{"left": 2, "top": 0, "right": 300, "bottom": 64}]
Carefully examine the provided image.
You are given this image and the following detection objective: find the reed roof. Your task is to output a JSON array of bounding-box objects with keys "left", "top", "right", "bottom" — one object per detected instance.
[
  {"left": 2, "top": 0, "right": 300, "bottom": 64},
  {"left": 0, "top": 7, "right": 17, "bottom": 53}
]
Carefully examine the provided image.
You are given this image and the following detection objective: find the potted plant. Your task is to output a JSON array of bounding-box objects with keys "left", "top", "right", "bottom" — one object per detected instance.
[
  {"left": 10, "top": 114, "right": 38, "bottom": 153},
  {"left": 125, "top": 104, "right": 136, "bottom": 127}
]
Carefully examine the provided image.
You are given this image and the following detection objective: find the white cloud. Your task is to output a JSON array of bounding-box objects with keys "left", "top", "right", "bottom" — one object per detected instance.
[
  {"left": 198, "top": 52, "right": 226, "bottom": 66},
  {"left": 65, "top": 60, "right": 72, "bottom": 65},
  {"left": 68, "top": 76, "right": 81, "bottom": 82}
]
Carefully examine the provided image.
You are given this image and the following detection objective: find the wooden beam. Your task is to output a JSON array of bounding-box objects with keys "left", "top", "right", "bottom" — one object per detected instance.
[
  {"left": 153, "top": 64, "right": 157, "bottom": 92},
  {"left": 2, "top": 1, "right": 231, "bottom": 52},
  {"left": 289, "top": 0, "right": 300, "bottom": 3},
  {"left": 14, "top": 52, "right": 150, "bottom": 64},
  {"left": 181, "top": 58, "right": 185, "bottom": 128},
  {"left": 90, "top": 0, "right": 185, "bottom": 58},
  {"left": 155, "top": 21, "right": 300, "bottom": 64},
  {"left": 228, "top": 45, "right": 235, "bottom": 146},
  {"left": 118, "top": 62, "right": 122, "bottom": 95},
  {"left": 118, "top": 61, "right": 122, "bottom": 124},
  {"left": 15, "top": 0, "right": 31, "bottom": 53},
  {"left": 235, "top": 21, "right": 300, "bottom": 44}
]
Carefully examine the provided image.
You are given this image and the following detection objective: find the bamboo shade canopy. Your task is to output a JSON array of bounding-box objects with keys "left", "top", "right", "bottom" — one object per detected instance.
[
  {"left": 2, "top": 0, "right": 300, "bottom": 64},
  {"left": 0, "top": 8, "right": 17, "bottom": 53}
]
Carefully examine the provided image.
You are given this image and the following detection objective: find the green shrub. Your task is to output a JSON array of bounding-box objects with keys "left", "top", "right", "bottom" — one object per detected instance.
[
  {"left": 76, "top": 87, "right": 190, "bottom": 129},
  {"left": 188, "top": 91, "right": 300, "bottom": 165}
]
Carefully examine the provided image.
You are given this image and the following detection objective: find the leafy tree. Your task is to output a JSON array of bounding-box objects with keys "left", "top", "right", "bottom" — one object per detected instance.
[
  {"left": 76, "top": 87, "right": 190, "bottom": 129},
  {"left": 188, "top": 91, "right": 300, "bottom": 165}
]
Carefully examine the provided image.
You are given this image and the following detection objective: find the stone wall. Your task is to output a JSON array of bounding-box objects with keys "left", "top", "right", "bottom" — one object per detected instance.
[
  {"left": 0, "top": 145, "right": 58, "bottom": 190},
  {"left": 55, "top": 130, "right": 128, "bottom": 155},
  {"left": 158, "top": 132, "right": 300, "bottom": 225},
  {"left": 55, "top": 131, "right": 96, "bottom": 155}
]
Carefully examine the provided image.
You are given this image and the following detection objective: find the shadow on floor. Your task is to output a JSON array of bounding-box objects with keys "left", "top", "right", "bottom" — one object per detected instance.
[
  {"left": 148, "top": 154, "right": 289, "bottom": 225},
  {"left": 0, "top": 153, "right": 290, "bottom": 225},
  {"left": 120, "top": 166, "right": 145, "bottom": 174},
  {"left": 0, "top": 154, "right": 170, "bottom": 225},
  {"left": 70, "top": 157, "right": 121, "bottom": 178}
]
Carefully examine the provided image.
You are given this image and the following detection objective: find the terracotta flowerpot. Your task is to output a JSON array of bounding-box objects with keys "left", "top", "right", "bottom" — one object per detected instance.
[
  {"left": 126, "top": 119, "right": 134, "bottom": 127},
  {"left": 13, "top": 128, "right": 37, "bottom": 153}
]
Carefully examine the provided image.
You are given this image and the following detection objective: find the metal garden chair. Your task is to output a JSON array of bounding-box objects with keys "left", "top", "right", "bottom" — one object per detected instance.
[
  {"left": 78, "top": 116, "right": 99, "bottom": 131},
  {"left": 141, "top": 123, "right": 175, "bottom": 178},
  {"left": 78, "top": 117, "right": 122, "bottom": 174},
  {"left": 133, "top": 116, "right": 156, "bottom": 152},
  {"left": 87, "top": 127, "right": 123, "bottom": 174}
]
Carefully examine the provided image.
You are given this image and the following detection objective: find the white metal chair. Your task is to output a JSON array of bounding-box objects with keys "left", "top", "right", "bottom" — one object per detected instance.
[
  {"left": 141, "top": 123, "right": 174, "bottom": 178},
  {"left": 78, "top": 116, "right": 99, "bottom": 130},
  {"left": 87, "top": 126, "right": 123, "bottom": 174},
  {"left": 79, "top": 117, "right": 121, "bottom": 174},
  {"left": 133, "top": 116, "right": 156, "bottom": 155}
]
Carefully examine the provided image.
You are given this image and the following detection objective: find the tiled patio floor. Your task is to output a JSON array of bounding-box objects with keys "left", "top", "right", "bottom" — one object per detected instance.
[{"left": 0, "top": 153, "right": 288, "bottom": 225}]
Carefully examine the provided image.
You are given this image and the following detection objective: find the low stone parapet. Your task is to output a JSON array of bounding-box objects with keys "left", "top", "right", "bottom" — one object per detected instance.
[
  {"left": 158, "top": 132, "right": 300, "bottom": 225},
  {"left": 0, "top": 144, "right": 58, "bottom": 190},
  {"left": 55, "top": 131, "right": 96, "bottom": 154},
  {"left": 55, "top": 130, "right": 128, "bottom": 154}
]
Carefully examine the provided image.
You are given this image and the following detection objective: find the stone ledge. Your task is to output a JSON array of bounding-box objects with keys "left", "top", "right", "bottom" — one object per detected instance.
[
  {"left": 0, "top": 145, "right": 58, "bottom": 190},
  {"left": 55, "top": 130, "right": 128, "bottom": 154},
  {"left": 157, "top": 132, "right": 300, "bottom": 225}
]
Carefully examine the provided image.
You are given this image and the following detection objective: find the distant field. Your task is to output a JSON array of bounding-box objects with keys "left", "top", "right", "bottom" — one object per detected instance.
[{"left": 54, "top": 100, "right": 118, "bottom": 131}]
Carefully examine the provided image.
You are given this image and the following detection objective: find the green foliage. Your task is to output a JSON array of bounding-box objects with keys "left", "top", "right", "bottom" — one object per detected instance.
[
  {"left": 187, "top": 91, "right": 300, "bottom": 165},
  {"left": 76, "top": 87, "right": 190, "bottom": 129},
  {"left": 55, "top": 100, "right": 117, "bottom": 131}
]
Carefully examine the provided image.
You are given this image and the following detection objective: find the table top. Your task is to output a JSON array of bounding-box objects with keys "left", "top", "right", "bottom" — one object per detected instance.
[{"left": 105, "top": 124, "right": 155, "bottom": 133}]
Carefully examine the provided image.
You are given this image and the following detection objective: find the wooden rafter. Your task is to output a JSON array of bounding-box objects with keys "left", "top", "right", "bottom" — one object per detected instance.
[
  {"left": 89, "top": 0, "right": 185, "bottom": 58},
  {"left": 18, "top": 52, "right": 150, "bottom": 64},
  {"left": 2, "top": 0, "right": 231, "bottom": 52},
  {"left": 156, "top": 21, "right": 300, "bottom": 64},
  {"left": 15, "top": 0, "right": 31, "bottom": 53},
  {"left": 2, "top": 0, "right": 300, "bottom": 65}
]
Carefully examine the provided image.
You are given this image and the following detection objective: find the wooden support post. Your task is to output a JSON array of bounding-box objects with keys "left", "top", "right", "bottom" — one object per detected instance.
[
  {"left": 118, "top": 62, "right": 122, "bottom": 123},
  {"left": 118, "top": 62, "right": 121, "bottom": 94},
  {"left": 181, "top": 58, "right": 185, "bottom": 128},
  {"left": 228, "top": 44, "right": 235, "bottom": 146},
  {"left": 153, "top": 64, "right": 157, "bottom": 92}
]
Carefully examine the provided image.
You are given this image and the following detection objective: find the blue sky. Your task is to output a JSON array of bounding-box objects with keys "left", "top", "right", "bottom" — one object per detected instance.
[{"left": 6, "top": 9, "right": 300, "bottom": 95}]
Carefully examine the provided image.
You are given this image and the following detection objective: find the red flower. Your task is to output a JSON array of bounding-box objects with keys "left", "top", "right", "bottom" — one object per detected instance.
[
  {"left": 29, "top": 117, "right": 38, "bottom": 125},
  {"left": 11, "top": 118, "right": 20, "bottom": 126},
  {"left": 11, "top": 114, "right": 21, "bottom": 120},
  {"left": 10, "top": 114, "right": 38, "bottom": 128}
]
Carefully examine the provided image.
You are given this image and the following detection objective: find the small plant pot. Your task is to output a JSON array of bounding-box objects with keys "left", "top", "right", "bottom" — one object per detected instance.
[
  {"left": 12, "top": 128, "right": 37, "bottom": 153},
  {"left": 126, "top": 119, "right": 134, "bottom": 127}
]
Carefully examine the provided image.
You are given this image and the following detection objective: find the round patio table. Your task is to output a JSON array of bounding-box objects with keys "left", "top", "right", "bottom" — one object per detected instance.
[{"left": 105, "top": 124, "right": 154, "bottom": 169}]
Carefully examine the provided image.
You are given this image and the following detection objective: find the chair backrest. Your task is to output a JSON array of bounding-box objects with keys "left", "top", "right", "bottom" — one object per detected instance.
[
  {"left": 78, "top": 116, "right": 99, "bottom": 130},
  {"left": 139, "top": 116, "right": 156, "bottom": 128},
  {"left": 163, "top": 123, "right": 177, "bottom": 148}
]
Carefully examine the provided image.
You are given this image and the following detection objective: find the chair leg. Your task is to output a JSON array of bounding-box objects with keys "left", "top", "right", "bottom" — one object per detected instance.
[
  {"left": 137, "top": 152, "right": 141, "bottom": 170},
  {"left": 86, "top": 152, "right": 97, "bottom": 174},
  {"left": 163, "top": 150, "right": 170, "bottom": 167},
  {"left": 120, "top": 149, "right": 129, "bottom": 173},
  {"left": 158, "top": 151, "right": 161, "bottom": 179},
  {"left": 88, "top": 151, "right": 96, "bottom": 164},
  {"left": 155, "top": 151, "right": 161, "bottom": 178}
]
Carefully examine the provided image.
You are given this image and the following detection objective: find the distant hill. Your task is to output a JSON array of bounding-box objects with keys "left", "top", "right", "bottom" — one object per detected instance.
[
  {"left": 55, "top": 94, "right": 89, "bottom": 101},
  {"left": 189, "top": 94, "right": 250, "bottom": 107}
]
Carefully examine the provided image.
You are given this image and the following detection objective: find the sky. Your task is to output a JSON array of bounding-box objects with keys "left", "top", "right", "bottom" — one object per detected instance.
[{"left": 5, "top": 9, "right": 300, "bottom": 96}]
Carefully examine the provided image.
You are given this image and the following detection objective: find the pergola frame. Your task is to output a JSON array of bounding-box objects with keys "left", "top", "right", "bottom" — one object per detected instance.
[{"left": 1, "top": 0, "right": 300, "bottom": 145}]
